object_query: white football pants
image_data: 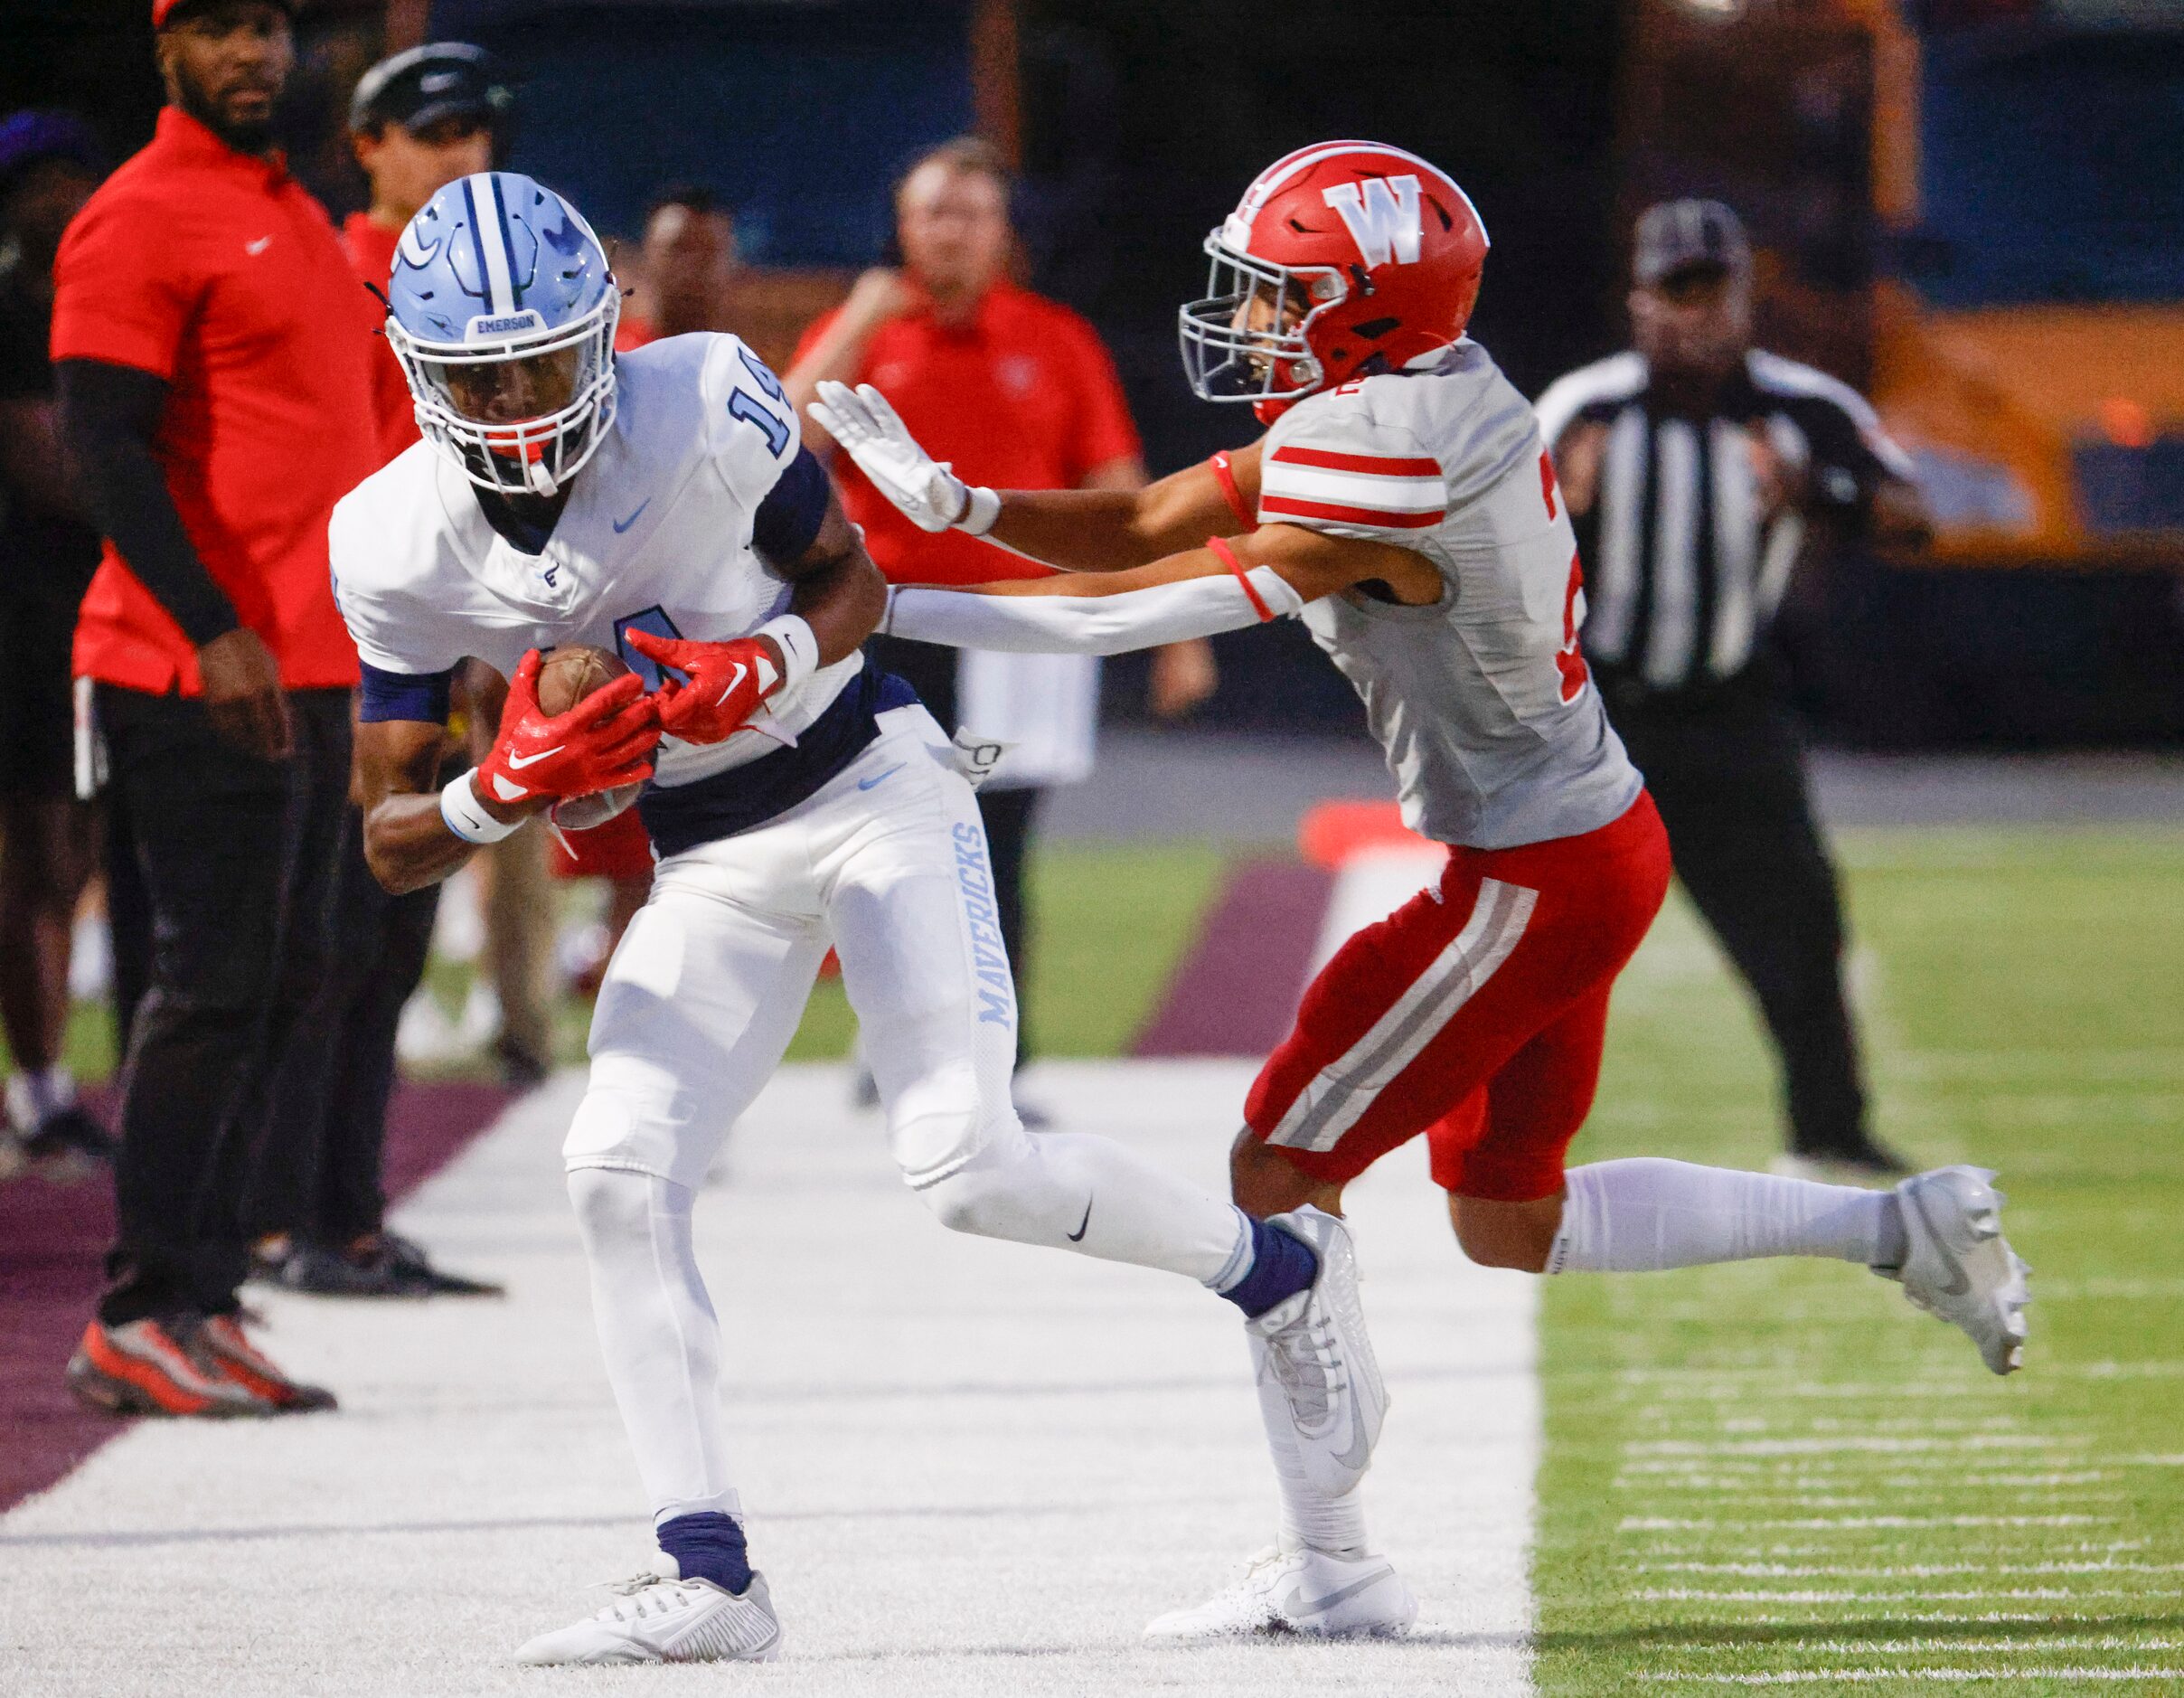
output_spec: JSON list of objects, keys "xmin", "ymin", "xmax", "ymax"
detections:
[{"xmin": 563, "ymin": 707, "xmax": 1250, "ymax": 1525}]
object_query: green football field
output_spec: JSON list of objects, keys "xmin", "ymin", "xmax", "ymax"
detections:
[{"xmin": 1535, "ymin": 828, "xmax": 2184, "ymax": 1693}]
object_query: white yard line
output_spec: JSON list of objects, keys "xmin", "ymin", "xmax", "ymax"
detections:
[{"xmin": 0, "ymin": 1057, "xmax": 1539, "ymax": 1697}]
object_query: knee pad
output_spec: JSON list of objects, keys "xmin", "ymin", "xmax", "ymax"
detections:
[
  {"xmin": 914, "ymin": 1119, "xmax": 1065, "ymax": 1242},
  {"xmin": 562, "ymin": 1063, "xmax": 695, "ymax": 1184}
]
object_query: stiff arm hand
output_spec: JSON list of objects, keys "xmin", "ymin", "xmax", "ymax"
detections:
[{"xmin": 807, "ymin": 381, "xmax": 998, "ymax": 535}]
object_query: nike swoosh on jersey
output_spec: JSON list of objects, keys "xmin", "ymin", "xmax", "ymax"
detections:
[
  {"xmin": 856, "ymin": 763, "xmax": 906, "ymax": 791},
  {"xmin": 1067, "ymin": 1198, "xmax": 1093, "ymax": 1241},
  {"xmin": 612, "ymin": 498, "xmax": 651, "ymax": 534},
  {"xmin": 1287, "ymin": 1565, "xmax": 1397, "ymax": 1617},
  {"xmin": 504, "ymin": 745, "xmax": 565, "ymax": 769}
]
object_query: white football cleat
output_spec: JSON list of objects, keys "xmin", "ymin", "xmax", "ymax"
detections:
[
  {"xmin": 1247, "ymin": 1206, "xmax": 1388, "ymax": 1498},
  {"xmin": 1145, "ymin": 1545, "xmax": 1417, "ymax": 1642},
  {"xmin": 513, "ymin": 1560, "xmax": 782, "ymax": 1665},
  {"xmin": 1879, "ymin": 1165, "xmax": 2030, "ymax": 1375}
]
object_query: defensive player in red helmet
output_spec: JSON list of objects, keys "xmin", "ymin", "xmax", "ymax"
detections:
[{"xmin": 815, "ymin": 140, "xmax": 2029, "ymax": 1642}]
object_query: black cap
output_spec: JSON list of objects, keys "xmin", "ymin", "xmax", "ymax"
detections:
[
  {"xmin": 1633, "ymin": 198, "xmax": 1751, "ymax": 287},
  {"xmin": 349, "ymin": 42, "xmax": 509, "ymax": 137}
]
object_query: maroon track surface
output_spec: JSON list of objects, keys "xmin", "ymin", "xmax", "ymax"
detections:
[
  {"xmin": 0, "ymin": 1080, "xmax": 510, "ymax": 1514},
  {"xmin": 1132, "ymin": 858, "xmax": 1332, "ymax": 1059}
]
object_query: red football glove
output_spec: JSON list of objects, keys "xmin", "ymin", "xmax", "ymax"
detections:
[
  {"xmin": 625, "ymin": 629, "xmax": 782, "ymax": 746},
  {"xmin": 475, "ymin": 649, "xmax": 661, "ymax": 809}
]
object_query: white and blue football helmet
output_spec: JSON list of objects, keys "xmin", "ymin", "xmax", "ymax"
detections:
[{"xmin": 384, "ymin": 171, "xmax": 620, "ymax": 496}]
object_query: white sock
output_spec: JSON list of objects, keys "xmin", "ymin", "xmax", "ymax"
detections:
[
  {"xmin": 1257, "ymin": 1361, "xmax": 1370, "ymax": 1556},
  {"xmin": 567, "ymin": 1166, "xmax": 743, "ymax": 1524},
  {"xmin": 1549, "ymin": 1157, "xmax": 1905, "ymax": 1274},
  {"xmin": 5, "ymin": 1066, "xmax": 76, "ymax": 1132}
]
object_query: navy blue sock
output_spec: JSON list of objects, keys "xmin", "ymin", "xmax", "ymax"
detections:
[
  {"xmin": 1219, "ymin": 1217, "xmax": 1320, "ymax": 1318},
  {"xmin": 656, "ymin": 1511, "xmax": 752, "ymax": 1594}
]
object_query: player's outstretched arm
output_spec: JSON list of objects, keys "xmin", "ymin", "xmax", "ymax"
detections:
[
  {"xmin": 807, "ymin": 380, "xmax": 1258, "ymax": 572},
  {"xmin": 882, "ymin": 523, "xmax": 1440, "ymax": 657},
  {"xmin": 357, "ymin": 653, "xmax": 660, "ymax": 895}
]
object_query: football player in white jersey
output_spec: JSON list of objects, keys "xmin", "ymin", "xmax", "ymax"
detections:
[
  {"xmin": 331, "ymin": 172, "xmax": 1389, "ymax": 1665},
  {"xmin": 814, "ymin": 140, "xmax": 2032, "ymax": 1641}
]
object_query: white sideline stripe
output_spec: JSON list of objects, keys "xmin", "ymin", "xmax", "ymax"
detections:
[{"xmin": 0, "ymin": 1061, "xmax": 1540, "ymax": 1698}]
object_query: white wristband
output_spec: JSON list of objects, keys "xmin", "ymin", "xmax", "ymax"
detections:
[
  {"xmin": 440, "ymin": 769, "xmax": 522, "ymax": 844},
  {"xmin": 754, "ymin": 613, "xmax": 818, "ymax": 693},
  {"xmin": 959, "ymin": 485, "xmax": 1002, "ymax": 536}
]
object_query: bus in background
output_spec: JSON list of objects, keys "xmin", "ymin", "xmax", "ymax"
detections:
[{"xmin": 1624, "ymin": 0, "xmax": 2184, "ymax": 571}]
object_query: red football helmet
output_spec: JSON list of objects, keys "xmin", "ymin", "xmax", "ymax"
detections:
[{"xmin": 1179, "ymin": 141, "xmax": 1490, "ymax": 420}]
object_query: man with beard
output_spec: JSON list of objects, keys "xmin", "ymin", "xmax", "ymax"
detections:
[{"xmin": 52, "ymin": 0, "xmax": 378, "ymax": 1414}]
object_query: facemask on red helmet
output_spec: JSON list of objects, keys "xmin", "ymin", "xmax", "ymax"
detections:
[{"xmin": 1178, "ymin": 141, "xmax": 1490, "ymax": 421}]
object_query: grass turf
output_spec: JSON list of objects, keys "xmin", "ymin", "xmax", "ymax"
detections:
[{"xmin": 1533, "ymin": 827, "xmax": 2184, "ymax": 1694}]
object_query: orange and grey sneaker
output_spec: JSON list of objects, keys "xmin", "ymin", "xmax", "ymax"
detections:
[
  {"xmin": 66, "ymin": 1317, "xmax": 272, "ymax": 1418},
  {"xmin": 196, "ymin": 1314, "xmax": 338, "ymax": 1412}
]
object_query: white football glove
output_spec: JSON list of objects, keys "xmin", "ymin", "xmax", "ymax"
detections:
[{"xmin": 808, "ymin": 381, "xmax": 998, "ymax": 535}]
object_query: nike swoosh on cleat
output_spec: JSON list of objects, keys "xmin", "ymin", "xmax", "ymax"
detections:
[
  {"xmin": 857, "ymin": 763, "xmax": 906, "ymax": 791},
  {"xmin": 504, "ymin": 745, "xmax": 565, "ymax": 769},
  {"xmin": 1068, "ymin": 1198, "xmax": 1093, "ymax": 1241},
  {"xmin": 612, "ymin": 498, "xmax": 651, "ymax": 534},
  {"xmin": 1911, "ymin": 1190, "xmax": 1973, "ymax": 1297},
  {"xmin": 1287, "ymin": 1567, "xmax": 1395, "ymax": 1617}
]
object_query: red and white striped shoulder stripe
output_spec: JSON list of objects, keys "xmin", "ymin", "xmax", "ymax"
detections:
[{"xmin": 1259, "ymin": 443, "xmax": 1445, "ymax": 530}]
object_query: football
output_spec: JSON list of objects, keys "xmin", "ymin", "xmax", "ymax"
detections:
[{"xmin": 535, "ymin": 644, "xmax": 645, "ymax": 829}]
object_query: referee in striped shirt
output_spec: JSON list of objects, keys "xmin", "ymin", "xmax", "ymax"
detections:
[{"xmin": 1536, "ymin": 200, "xmax": 1931, "ymax": 1180}]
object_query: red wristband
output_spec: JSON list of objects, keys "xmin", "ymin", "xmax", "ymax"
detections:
[
  {"xmin": 1209, "ymin": 449, "xmax": 1256, "ymax": 533},
  {"xmin": 1207, "ymin": 534, "xmax": 1275, "ymax": 622}
]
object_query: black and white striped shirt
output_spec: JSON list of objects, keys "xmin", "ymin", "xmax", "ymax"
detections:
[{"xmin": 1534, "ymin": 349, "xmax": 1914, "ymax": 696}]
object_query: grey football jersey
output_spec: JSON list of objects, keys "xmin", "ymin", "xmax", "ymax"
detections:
[{"xmin": 1257, "ymin": 341, "xmax": 1642, "ymax": 849}]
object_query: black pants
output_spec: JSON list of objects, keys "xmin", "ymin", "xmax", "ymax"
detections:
[
  {"xmin": 243, "ymin": 803, "xmax": 441, "ymax": 1246},
  {"xmin": 869, "ymin": 632, "xmax": 1041, "ymax": 1065},
  {"xmin": 96, "ymin": 684, "xmax": 353, "ymax": 1325},
  {"xmin": 1602, "ymin": 670, "xmax": 1869, "ymax": 1156}
]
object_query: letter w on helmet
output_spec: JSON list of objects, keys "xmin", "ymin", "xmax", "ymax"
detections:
[{"xmin": 1321, "ymin": 175, "xmax": 1423, "ymax": 268}]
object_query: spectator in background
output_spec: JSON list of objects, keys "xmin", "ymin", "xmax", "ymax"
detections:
[
  {"xmin": 0, "ymin": 111, "xmax": 111, "ymax": 1173},
  {"xmin": 52, "ymin": 0, "xmax": 377, "ymax": 1414},
  {"xmin": 785, "ymin": 137, "xmax": 1214, "ymax": 1097},
  {"xmin": 341, "ymin": 42, "xmax": 551, "ymax": 1090},
  {"xmin": 240, "ymin": 42, "xmax": 506, "ymax": 1296},
  {"xmin": 341, "ymin": 42, "xmax": 504, "ymax": 458},
  {"xmin": 1535, "ymin": 199, "xmax": 1931, "ymax": 1183}
]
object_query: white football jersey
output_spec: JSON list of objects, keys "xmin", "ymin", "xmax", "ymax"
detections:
[
  {"xmin": 331, "ymin": 333, "xmax": 861, "ymax": 798},
  {"xmin": 1257, "ymin": 339, "xmax": 1643, "ymax": 849}
]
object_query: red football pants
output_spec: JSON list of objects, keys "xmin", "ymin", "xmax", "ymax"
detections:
[{"xmin": 1245, "ymin": 791, "xmax": 1671, "ymax": 1202}]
